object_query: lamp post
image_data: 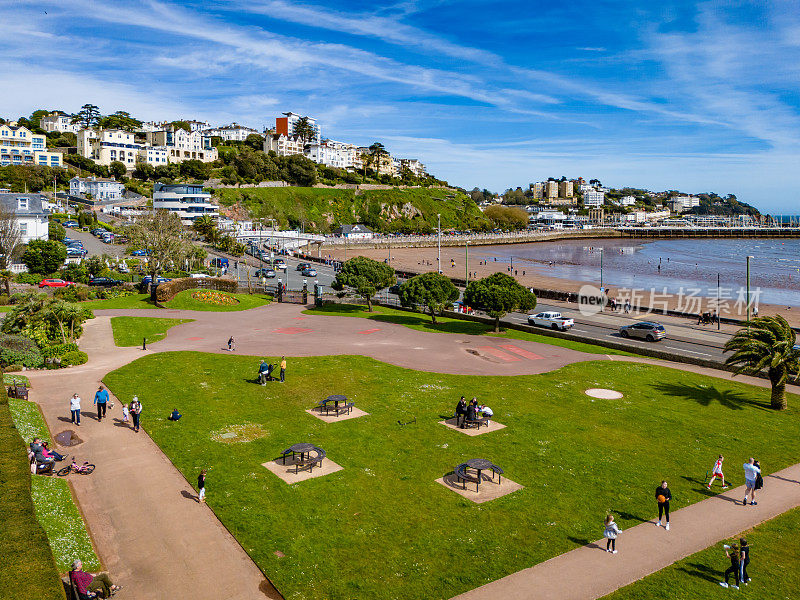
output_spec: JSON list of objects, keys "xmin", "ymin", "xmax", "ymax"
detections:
[
  {"xmin": 437, "ymin": 213, "xmax": 441, "ymax": 273},
  {"xmin": 465, "ymin": 240, "xmax": 470, "ymax": 284},
  {"xmin": 717, "ymin": 272, "xmax": 721, "ymax": 330},
  {"xmin": 599, "ymin": 247, "xmax": 604, "ymax": 292}
]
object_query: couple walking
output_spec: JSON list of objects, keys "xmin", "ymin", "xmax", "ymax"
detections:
[
  {"xmin": 705, "ymin": 455, "xmax": 763, "ymax": 505},
  {"xmin": 68, "ymin": 386, "xmax": 111, "ymax": 425}
]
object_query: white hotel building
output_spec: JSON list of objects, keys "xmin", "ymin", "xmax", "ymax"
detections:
[
  {"xmin": 304, "ymin": 140, "xmax": 359, "ymax": 169},
  {"xmin": 583, "ymin": 190, "xmax": 605, "ymax": 208},
  {"xmin": 0, "ymin": 123, "xmax": 63, "ymax": 168},
  {"xmin": 39, "ymin": 111, "xmax": 81, "ymax": 134},
  {"xmin": 152, "ymin": 183, "xmax": 219, "ymax": 225},
  {"xmin": 69, "ymin": 176, "xmax": 125, "ymax": 200},
  {"xmin": 202, "ymin": 123, "xmax": 260, "ymax": 142}
]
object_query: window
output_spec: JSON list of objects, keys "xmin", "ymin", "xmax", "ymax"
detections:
[
  {"xmin": 17, "ymin": 198, "xmax": 28, "ymax": 209},
  {"xmin": 19, "ymin": 222, "xmax": 27, "ymax": 236}
]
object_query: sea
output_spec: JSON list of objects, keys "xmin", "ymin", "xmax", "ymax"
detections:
[{"xmin": 475, "ymin": 237, "xmax": 800, "ymax": 307}]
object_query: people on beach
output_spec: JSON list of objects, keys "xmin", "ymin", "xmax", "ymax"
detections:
[
  {"xmin": 719, "ymin": 543, "xmax": 740, "ymax": 589},
  {"xmin": 280, "ymin": 356, "xmax": 287, "ymax": 383},
  {"xmin": 655, "ymin": 480, "xmax": 672, "ymax": 530},
  {"xmin": 94, "ymin": 385, "xmax": 109, "ymax": 422},
  {"xmin": 739, "ymin": 538, "xmax": 751, "ymax": 584},
  {"xmin": 130, "ymin": 396, "xmax": 142, "ymax": 432},
  {"xmin": 70, "ymin": 393, "xmax": 81, "ymax": 426},
  {"xmin": 69, "ymin": 559, "xmax": 122, "ymax": 598},
  {"xmin": 198, "ymin": 469, "xmax": 207, "ymax": 503},
  {"xmin": 455, "ymin": 396, "xmax": 467, "ymax": 427},
  {"xmin": 743, "ymin": 458, "xmax": 761, "ymax": 505},
  {"xmin": 707, "ymin": 455, "xmax": 729, "ymax": 489},
  {"xmin": 603, "ymin": 514, "xmax": 621, "ymax": 554}
]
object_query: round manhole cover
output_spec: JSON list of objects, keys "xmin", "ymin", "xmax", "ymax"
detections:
[{"xmin": 585, "ymin": 388, "xmax": 624, "ymax": 399}]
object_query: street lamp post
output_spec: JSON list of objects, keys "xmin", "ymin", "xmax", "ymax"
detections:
[
  {"xmin": 437, "ymin": 213, "xmax": 441, "ymax": 273},
  {"xmin": 465, "ymin": 241, "xmax": 470, "ymax": 284},
  {"xmin": 599, "ymin": 247, "xmax": 604, "ymax": 292}
]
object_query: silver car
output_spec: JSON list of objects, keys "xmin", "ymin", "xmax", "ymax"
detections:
[{"xmin": 619, "ymin": 321, "xmax": 666, "ymax": 342}]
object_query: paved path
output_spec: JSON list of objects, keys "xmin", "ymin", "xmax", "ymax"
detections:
[
  {"xmin": 454, "ymin": 463, "xmax": 800, "ymax": 600},
  {"xmin": 28, "ymin": 303, "xmax": 800, "ymax": 600}
]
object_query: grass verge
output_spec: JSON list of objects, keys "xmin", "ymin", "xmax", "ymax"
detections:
[
  {"xmin": 163, "ymin": 290, "xmax": 272, "ymax": 312},
  {"xmin": 0, "ymin": 392, "xmax": 65, "ymax": 599},
  {"xmin": 604, "ymin": 507, "xmax": 800, "ymax": 599},
  {"xmin": 104, "ymin": 351, "xmax": 799, "ymax": 599},
  {"xmin": 304, "ymin": 303, "xmax": 634, "ymax": 355},
  {"xmin": 111, "ymin": 316, "xmax": 194, "ymax": 347},
  {"xmin": 84, "ymin": 293, "xmax": 155, "ymax": 310},
  {"xmin": 8, "ymin": 399, "xmax": 101, "ymax": 574}
]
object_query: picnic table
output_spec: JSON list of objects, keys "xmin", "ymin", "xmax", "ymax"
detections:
[
  {"xmin": 455, "ymin": 459, "xmax": 504, "ymax": 492},
  {"xmin": 315, "ymin": 395, "xmax": 354, "ymax": 417},
  {"xmin": 280, "ymin": 442, "xmax": 327, "ymax": 474}
]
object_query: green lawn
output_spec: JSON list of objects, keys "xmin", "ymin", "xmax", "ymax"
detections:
[
  {"xmin": 304, "ymin": 303, "xmax": 634, "ymax": 355},
  {"xmin": 163, "ymin": 289, "xmax": 272, "ymax": 312},
  {"xmin": 84, "ymin": 293, "xmax": 155, "ymax": 310},
  {"xmin": 103, "ymin": 352, "xmax": 800, "ymax": 600},
  {"xmin": 3, "ymin": 372, "xmax": 30, "ymax": 387},
  {"xmin": 8, "ymin": 399, "xmax": 101, "ymax": 574},
  {"xmin": 111, "ymin": 316, "xmax": 194, "ymax": 346},
  {"xmin": 604, "ymin": 507, "xmax": 800, "ymax": 599}
]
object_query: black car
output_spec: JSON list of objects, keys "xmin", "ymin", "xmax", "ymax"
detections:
[
  {"xmin": 296, "ymin": 262, "xmax": 311, "ymax": 271},
  {"xmin": 254, "ymin": 268, "xmax": 276, "ymax": 278},
  {"xmin": 88, "ymin": 277, "xmax": 123, "ymax": 287}
]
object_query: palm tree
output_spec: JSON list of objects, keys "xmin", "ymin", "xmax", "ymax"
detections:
[{"xmin": 724, "ymin": 315, "xmax": 799, "ymax": 410}]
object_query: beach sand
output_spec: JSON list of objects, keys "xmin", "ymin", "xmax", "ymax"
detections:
[{"xmin": 321, "ymin": 245, "xmax": 800, "ymax": 327}]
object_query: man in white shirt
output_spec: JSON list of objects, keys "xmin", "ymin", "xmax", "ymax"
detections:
[
  {"xmin": 70, "ymin": 393, "xmax": 82, "ymax": 426},
  {"xmin": 742, "ymin": 458, "xmax": 761, "ymax": 506}
]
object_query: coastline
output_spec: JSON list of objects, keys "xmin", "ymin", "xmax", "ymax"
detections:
[{"xmin": 322, "ymin": 244, "xmax": 800, "ymax": 327}]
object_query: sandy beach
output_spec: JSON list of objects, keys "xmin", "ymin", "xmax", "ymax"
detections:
[{"xmin": 322, "ymin": 244, "xmax": 800, "ymax": 327}]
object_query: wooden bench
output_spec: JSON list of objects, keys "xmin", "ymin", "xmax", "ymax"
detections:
[
  {"xmin": 454, "ymin": 463, "xmax": 480, "ymax": 492},
  {"xmin": 293, "ymin": 447, "xmax": 326, "ymax": 474},
  {"xmin": 331, "ymin": 402, "xmax": 354, "ymax": 417},
  {"xmin": 28, "ymin": 450, "xmax": 54, "ymax": 476},
  {"xmin": 463, "ymin": 417, "xmax": 488, "ymax": 429}
]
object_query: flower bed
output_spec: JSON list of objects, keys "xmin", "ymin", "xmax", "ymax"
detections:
[{"xmin": 190, "ymin": 290, "xmax": 240, "ymax": 306}]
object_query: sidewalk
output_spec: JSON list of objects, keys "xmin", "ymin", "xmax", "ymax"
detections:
[{"xmin": 454, "ymin": 463, "xmax": 800, "ymax": 600}]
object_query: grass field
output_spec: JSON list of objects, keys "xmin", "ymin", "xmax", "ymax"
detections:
[
  {"xmin": 84, "ymin": 293, "xmax": 155, "ymax": 310},
  {"xmin": 8, "ymin": 399, "xmax": 101, "ymax": 574},
  {"xmin": 604, "ymin": 507, "xmax": 800, "ymax": 599},
  {"xmin": 304, "ymin": 303, "xmax": 634, "ymax": 355},
  {"xmin": 103, "ymin": 351, "xmax": 800, "ymax": 600},
  {"xmin": 163, "ymin": 290, "xmax": 272, "ymax": 312},
  {"xmin": 111, "ymin": 316, "xmax": 194, "ymax": 346}
]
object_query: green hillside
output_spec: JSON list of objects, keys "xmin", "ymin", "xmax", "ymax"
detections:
[{"xmin": 213, "ymin": 186, "xmax": 490, "ymax": 234}]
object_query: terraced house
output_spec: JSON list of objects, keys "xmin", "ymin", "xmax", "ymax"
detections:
[{"xmin": 0, "ymin": 122, "xmax": 63, "ymax": 167}]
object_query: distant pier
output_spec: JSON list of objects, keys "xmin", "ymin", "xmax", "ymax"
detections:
[{"xmin": 619, "ymin": 226, "xmax": 800, "ymax": 239}]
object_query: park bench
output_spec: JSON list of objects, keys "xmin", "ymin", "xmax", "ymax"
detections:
[
  {"xmin": 454, "ymin": 463, "xmax": 480, "ymax": 492},
  {"xmin": 330, "ymin": 402, "xmax": 355, "ymax": 417},
  {"xmin": 293, "ymin": 447, "xmax": 326, "ymax": 474},
  {"xmin": 463, "ymin": 416, "xmax": 488, "ymax": 430},
  {"xmin": 8, "ymin": 384, "xmax": 29, "ymax": 400},
  {"xmin": 28, "ymin": 449, "xmax": 54, "ymax": 476}
]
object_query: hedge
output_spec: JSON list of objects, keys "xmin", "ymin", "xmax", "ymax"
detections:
[
  {"xmin": 41, "ymin": 343, "xmax": 79, "ymax": 359},
  {"xmin": 60, "ymin": 351, "xmax": 88, "ymax": 367},
  {"xmin": 155, "ymin": 277, "xmax": 238, "ymax": 303},
  {"xmin": 0, "ymin": 386, "xmax": 65, "ymax": 599}
]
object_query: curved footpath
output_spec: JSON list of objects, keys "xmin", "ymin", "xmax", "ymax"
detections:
[{"xmin": 25, "ymin": 303, "xmax": 800, "ymax": 600}]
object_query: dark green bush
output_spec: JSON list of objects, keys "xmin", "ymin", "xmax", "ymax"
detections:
[
  {"xmin": 0, "ymin": 347, "xmax": 43, "ymax": 368},
  {"xmin": 54, "ymin": 285, "xmax": 89, "ymax": 302},
  {"xmin": 60, "ymin": 350, "xmax": 88, "ymax": 367},
  {"xmin": 40, "ymin": 343, "xmax": 79, "ymax": 358},
  {"xmin": 4, "ymin": 363, "xmax": 23, "ymax": 372},
  {"xmin": 15, "ymin": 273, "xmax": 44, "ymax": 285},
  {"xmin": 0, "ymin": 295, "xmax": 9, "ymax": 305}
]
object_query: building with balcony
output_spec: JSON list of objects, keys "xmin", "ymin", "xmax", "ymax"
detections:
[
  {"xmin": 275, "ymin": 112, "xmax": 321, "ymax": 144},
  {"xmin": 77, "ymin": 129, "xmax": 143, "ymax": 169},
  {"xmin": 558, "ymin": 180, "xmax": 574, "ymax": 198},
  {"xmin": 264, "ymin": 132, "xmax": 305, "ymax": 157},
  {"xmin": 202, "ymin": 123, "xmax": 260, "ymax": 142},
  {"xmin": 669, "ymin": 195, "xmax": 701, "ymax": 212},
  {"xmin": 40, "ymin": 111, "xmax": 81, "ymax": 134},
  {"xmin": 0, "ymin": 123, "xmax": 63, "ymax": 168},
  {"xmin": 0, "ymin": 193, "xmax": 50, "ymax": 242},
  {"xmin": 152, "ymin": 183, "xmax": 219, "ymax": 225},
  {"xmin": 399, "ymin": 158, "xmax": 427, "ymax": 178},
  {"xmin": 304, "ymin": 139, "xmax": 360, "ymax": 169},
  {"xmin": 146, "ymin": 126, "xmax": 218, "ymax": 163},
  {"xmin": 69, "ymin": 176, "xmax": 125, "ymax": 200},
  {"xmin": 583, "ymin": 190, "xmax": 605, "ymax": 208},
  {"xmin": 545, "ymin": 180, "xmax": 559, "ymax": 199}
]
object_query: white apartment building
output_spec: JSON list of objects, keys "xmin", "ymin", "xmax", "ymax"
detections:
[
  {"xmin": 578, "ymin": 184, "xmax": 595, "ymax": 194},
  {"xmin": 0, "ymin": 123, "xmax": 63, "ymax": 168},
  {"xmin": 264, "ymin": 132, "xmax": 305, "ymax": 157},
  {"xmin": 0, "ymin": 193, "xmax": 50, "ymax": 243},
  {"xmin": 304, "ymin": 140, "xmax": 359, "ymax": 169},
  {"xmin": 399, "ymin": 159, "xmax": 426, "ymax": 178},
  {"xmin": 69, "ymin": 176, "xmax": 125, "ymax": 200},
  {"xmin": 276, "ymin": 112, "xmax": 321, "ymax": 144},
  {"xmin": 670, "ymin": 195, "xmax": 701, "ymax": 212},
  {"xmin": 39, "ymin": 111, "xmax": 81, "ymax": 134},
  {"xmin": 583, "ymin": 190, "xmax": 605, "ymax": 208},
  {"xmin": 146, "ymin": 127, "xmax": 218, "ymax": 163},
  {"xmin": 202, "ymin": 123, "xmax": 260, "ymax": 142},
  {"xmin": 152, "ymin": 183, "xmax": 219, "ymax": 225},
  {"xmin": 78, "ymin": 129, "xmax": 142, "ymax": 169},
  {"xmin": 142, "ymin": 146, "xmax": 169, "ymax": 165},
  {"xmin": 620, "ymin": 195, "xmax": 637, "ymax": 206},
  {"xmin": 140, "ymin": 120, "xmax": 210, "ymax": 133}
]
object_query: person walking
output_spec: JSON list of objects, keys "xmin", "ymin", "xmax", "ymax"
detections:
[
  {"xmin": 122, "ymin": 402, "xmax": 129, "ymax": 423},
  {"xmin": 743, "ymin": 458, "xmax": 761, "ymax": 505},
  {"xmin": 198, "ymin": 469, "xmax": 207, "ymax": 503},
  {"xmin": 69, "ymin": 393, "xmax": 81, "ymax": 426},
  {"xmin": 94, "ymin": 385, "xmax": 109, "ymax": 422},
  {"xmin": 739, "ymin": 538, "xmax": 751, "ymax": 585},
  {"xmin": 603, "ymin": 514, "xmax": 621, "ymax": 554},
  {"xmin": 279, "ymin": 356, "xmax": 287, "ymax": 383},
  {"xmin": 719, "ymin": 543, "xmax": 740, "ymax": 589},
  {"xmin": 707, "ymin": 455, "xmax": 729, "ymax": 489},
  {"xmin": 228, "ymin": 336, "xmax": 235, "ymax": 352},
  {"xmin": 130, "ymin": 396, "xmax": 142, "ymax": 433},
  {"xmin": 655, "ymin": 480, "xmax": 672, "ymax": 530}
]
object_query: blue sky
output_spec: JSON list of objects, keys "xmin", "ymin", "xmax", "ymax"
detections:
[{"xmin": 1, "ymin": 0, "xmax": 799, "ymax": 212}]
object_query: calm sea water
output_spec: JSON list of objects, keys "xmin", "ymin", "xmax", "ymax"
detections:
[{"xmin": 477, "ymin": 238, "xmax": 800, "ymax": 307}]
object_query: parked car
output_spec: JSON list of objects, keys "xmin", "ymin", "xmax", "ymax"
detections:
[
  {"xmin": 62, "ymin": 237, "xmax": 75, "ymax": 245},
  {"xmin": 619, "ymin": 321, "xmax": 666, "ymax": 341},
  {"xmin": 115, "ymin": 236, "xmax": 129, "ymax": 244},
  {"xmin": 254, "ymin": 268, "xmax": 276, "ymax": 278},
  {"xmin": 67, "ymin": 242, "xmax": 84, "ymax": 249},
  {"xmin": 131, "ymin": 249, "xmax": 149, "ymax": 256},
  {"xmin": 527, "ymin": 311, "xmax": 575, "ymax": 331},
  {"xmin": 91, "ymin": 228, "xmax": 105, "ymax": 236},
  {"xmin": 88, "ymin": 277, "xmax": 123, "ymax": 287},
  {"xmin": 63, "ymin": 220, "xmax": 79, "ymax": 228},
  {"xmin": 141, "ymin": 276, "xmax": 172, "ymax": 285},
  {"xmin": 301, "ymin": 268, "xmax": 317, "ymax": 277},
  {"xmin": 117, "ymin": 263, "xmax": 130, "ymax": 273},
  {"xmin": 39, "ymin": 279, "xmax": 75, "ymax": 288},
  {"xmin": 210, "ymin": 257, "xmax": 229, "ymax": 269},
  {"xmin": 296, "ymin": 262, "xmax": 311, "ymax": 271},
  {"xmin": 66, "ymin": 247, "xmax": 87, "ymax": 257},
  {"xmin": 190, "ymin": 273, "xmax": 210, "ymax": 279}
]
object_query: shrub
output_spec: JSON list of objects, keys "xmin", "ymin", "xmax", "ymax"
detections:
[
  {"xmin": 0, "ymin": 295, "xmax": 9, "ymax": 305},
  {"xmin": 40, "ymin": 343, "xmax": 79, "ymax": 358},
  {"xmin": 0, "ymin": 347, "xmax": 44, "ymax": 368},
  {"xmin": 60, "ymin": 350, "xmax": 88, "ymax": 367},
  {"xmin": 4, "ymin": 364, "xmax": 23, "ymax": 372},
  {"xmin": 155, "ymin": 277, "xmax": 238, "ymax": 302},
  {"xmin": 15, "ymin": 273, "xmax": 44, "ymax": 285},
  {"xmin": 54, "ymin": 285, "xmax": 89, "ymax": 302},
  {"xmin": 0, "ymin": 333, "xmax": 39, "ymax": 353}
]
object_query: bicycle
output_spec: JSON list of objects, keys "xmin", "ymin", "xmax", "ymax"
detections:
[{"xmin": 57, "ymin": 457, "xmax": 96, "ymax": 476}]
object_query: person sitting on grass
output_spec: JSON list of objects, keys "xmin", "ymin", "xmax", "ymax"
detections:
[
  {"xmin": 69, "ymin": 559, "xmax": 122, "ymax": 598},
  {"xmin": 168, "ymin": 408, "xmax": 182, "ymax": 421}
]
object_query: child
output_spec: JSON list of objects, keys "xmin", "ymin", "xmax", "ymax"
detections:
[
  {"xmin": 122, "ymin": 403, "xmax": 129, "ymax": 423},
  {"xmin": 603, "ymin": 515, "xmax": 621, "ymax": 554},
  {"xmin": 198, "ymin": 469, "xmax": 207, "ymax": 503},
  {"xmin": 707, "ymin": 455, "xmax": 728, "ymax": 489}
]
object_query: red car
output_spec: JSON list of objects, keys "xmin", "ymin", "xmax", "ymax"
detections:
[{"xmin": 39, "ymin": 279, "xmax": 76, "ymax": 288}]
